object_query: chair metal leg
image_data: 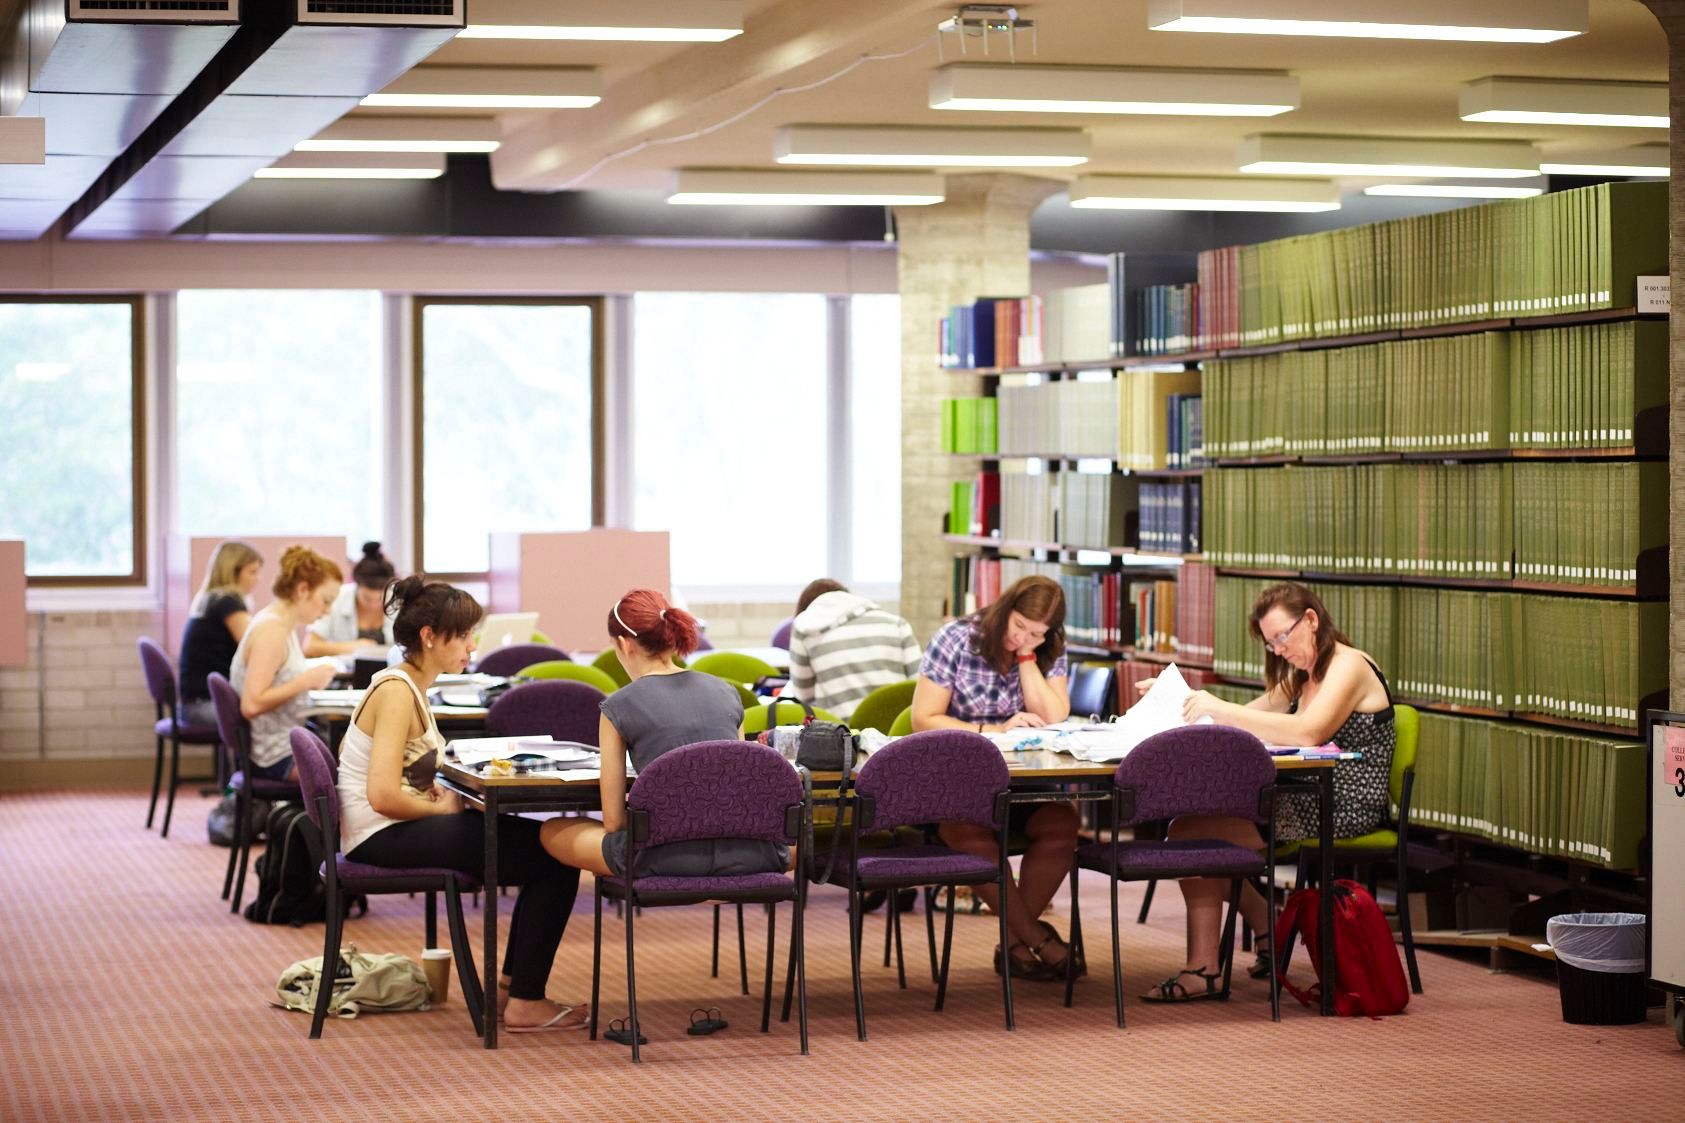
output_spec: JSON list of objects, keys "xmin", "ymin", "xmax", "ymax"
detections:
[
  {"xmin": 145, "ymin": 732, "xmax": 165, "ymax": 830},
  {"xmin": 311, "ymin": 887, "xmax": 344, "ymax": 1039},
  {"xmin": 160, "ymin": 733, "xmax": 182, "ymax": 839},
  {"xmin": 882, "ymin": 892, "xmax": 894, "ymax": 968},
  {"xmin": 1136, "ymin": 878, "xmax": 1156, "ymax": 924},
  {"xmin": 1366, "ymin": 861, "xmax": 1379, "ymax": 900},
  {"xmin": 847, "ymin": 887, "xmax": 868, "ymax": 1041},
  {"xmin": 924, "ymin": 887, "xmax": 939, "ymax": 985},
  {"xmin": 1267, "ymin": 862, "xmax": 1282, "ymax": 1022},
  {"xmin": 1064, "ymin": 863, "xmax": 1081, "ymax": 1009},
  {"xmin": 1217, "ymin": 879, "xmax": 1242, "ymax": 999},
  {"xmin": 934, "ymin": 885, "xmax": 958, "ymax": 1011},
  {"xmin": 779, "ymin": 913, "xmax": 798, "ymax": 1024},
  {"xmin": 735, "ymin": 902, "xmax": 749, "ymax": 995},
  {"xmin": 221, "ymin": 786, "xmax": 243, "ymax": 900},
  {"xmin": 889, "ymin": 888, "xmax": 906, "ymax": 989},
  {"xmin": 760, "ymin": 902, "xmax": 777, "ymax": 1033},
  {"xmin": 444, "ymin": 882, "xmax": 485, "ymax": 1037},
  {"xmin": 1397, "ymin": 852, "xmax": 1423, "ymax": 995},
  {"xmin": 997, "ymin": 867, "xmax": 1016, "ymax": 1032},
  {"xmin": 1110, "ymin": 871, "xmax": 1125, "ymax": 1028},
  {"xmin": 793, "ymin": 891, "xmax": 809, "ymax": 1056},
  {"xmin": 624, "ymin": 889, "xmax": 641, "ymax": 1063},
  {"xmin": 424, "ymin": 890, "xmax": 438, "ymax": 948},
  {"xmin": 711, "ymin": 904, "xmax": 720, "ymax": 978},
  {"xmin": 230, "ymin": 790, "xmax": 253, "ymax": 913},
  {"xmin": 589, "ymin": 882, "xmax": 603, "ymax": 1040}
]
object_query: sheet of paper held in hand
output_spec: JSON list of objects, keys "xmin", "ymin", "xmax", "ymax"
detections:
[{"xmin": 983, "ymin": 663, "xmax": 1212, "ymax": 763}]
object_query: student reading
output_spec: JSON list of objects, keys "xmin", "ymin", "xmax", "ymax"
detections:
[
  {"xmin": 1146, "ymin": 581, "xmax": 1395, "ymax": 1002},
  {"xmin": 303, "ymin": 541, "xmax": 397, "ymax": 657},
  {"xmin": 911, "ymin": 575, "xmax": 1082, "ymax": 980},
  {"xmin": 177, "ymin": 540, "xmax": 261, "ymax": 727}
]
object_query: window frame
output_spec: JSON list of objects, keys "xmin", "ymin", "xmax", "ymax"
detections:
[
  {"xmin": 7, "ymin": 294, "xmax": 148, "ymax": 588},
  {"xmin": 409, "ymin": 295, "xmax": 606, "ymax": 580}
]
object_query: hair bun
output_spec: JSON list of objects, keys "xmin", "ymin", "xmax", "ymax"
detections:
[{"xmin": 361, "ymin": 541, "xmax": 384, "ymax": 559}]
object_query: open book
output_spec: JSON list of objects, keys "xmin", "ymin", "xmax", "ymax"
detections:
[
  {"xmin": 1059, "ymin": 663, "xmax": 1214, "ymax": 762},
  {"xmin": 447, "ymin": 736, "xmax": 598, "ymax": 768}
]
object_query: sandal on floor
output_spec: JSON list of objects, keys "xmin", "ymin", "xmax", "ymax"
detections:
[
  {"xmin": 1141, "ymin": 967, "xmax": 1225, "ymax": 1003},
  {"xmin": 1036, "ymin": 920, "xmax": 1086, "ymax": 979},
  {"xmin": 505, "ymin": 1003, "xmax": 589, "ymax": 1033},
  {"xmin": 1247, "ymin": 936, "xmax": 1274, "ymax": 980},
  {"xmin": 993, "ymin": 942, "xmax": 1058, "ymax": 981},
  {"xmin": 687, "ymin": 1007, "xmax": 728, "ymax": 1036},
  {"xmin": 603, "ymin": 1017, "xmax": 648, "ymax": 1046}
]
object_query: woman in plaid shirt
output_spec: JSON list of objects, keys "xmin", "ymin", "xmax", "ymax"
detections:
[{"xmin": 911, "ymin": 576, "xmax": 1080, "ymax": 980}]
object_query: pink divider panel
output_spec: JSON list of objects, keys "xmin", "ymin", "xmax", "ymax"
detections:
[
  {"xmin": 488, "ymin": 530, "xmax": 670, "ymax": 653},
  {"xmin": 164, "ymin": 535, "xmax": 350, "ymax": 655},
  {"xmin": 0, "ymin": 541, "xmax": 24, "ymax": 667}
]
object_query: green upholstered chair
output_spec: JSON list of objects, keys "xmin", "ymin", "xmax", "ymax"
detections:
[
  {"xmin": 514, "ymin": 660, "xmax": 620, "ymax": 695},
  {"xmin": 590, "ymin": 648, "xmax": 631, "ymax": 689},
  {"xmin": 531, "ymin": 629, "xmax": 552, "ymax": 644},
  {"xmin": 728, "ymin": 680, "xmax": 758, "ymax": 710},
  {"xmin": 850, "ymin": 680, "xmax": 917, "ymax": 735},
  {"xmin": 741, "ymin": 699, "xmax": 840, "ymax": 735},
  {"xmin": 689, "ymin": 651, "xmax": 780, "ymax": 685},
  {"xmin": 888, "ymin": 706, "xmax": 914, "ymax": 737},
  {"xmin": 1293, "ymin": 703, "xmax": 1423, "ymax": 995}
]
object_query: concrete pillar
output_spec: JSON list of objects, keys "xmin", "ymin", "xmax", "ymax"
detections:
[{"xmin": 894, "ymin": 174, "xmax": 1063, "ymax": 644}]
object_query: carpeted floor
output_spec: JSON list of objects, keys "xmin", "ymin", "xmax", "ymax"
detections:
[{"xmin": 1, "ymin": 791, "xmax": 1678, "ymax": 1123}]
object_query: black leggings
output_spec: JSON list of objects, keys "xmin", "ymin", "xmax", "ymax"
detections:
[{"xmin": 348, "ymin": 813, "xmax": 580, "ymax": 1001}]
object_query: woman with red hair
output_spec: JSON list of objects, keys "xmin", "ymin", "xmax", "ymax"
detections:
[{"xmin": 540, "ymin": 589, "xmax": 789, "ymax": 881}]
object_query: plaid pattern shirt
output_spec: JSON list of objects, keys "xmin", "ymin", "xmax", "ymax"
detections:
[{"xmin": 919, "ymin": 618, "xmax": 1068, "ymax": 724}]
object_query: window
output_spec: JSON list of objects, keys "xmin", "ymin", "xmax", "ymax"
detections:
[
  {"xmin": 175, "ymin": 290, "xmax": 383, "ymax": 544},
  {"xmin": 416, "ymin": 299, "xmax": 601, "ymax": 575},
  {"xmin": 0, "ymin": 298, "xmax": 143, "ymax": 582},
  {"xmin": 849, "ymin": 294, "xmax": 900, "ymax": 586},
  {"xmin": 631, "ymin": 293, "xmax": 828, "ymax": 591}
]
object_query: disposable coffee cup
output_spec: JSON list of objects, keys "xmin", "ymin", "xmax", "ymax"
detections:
[{"xmin": 421, "ymin": 948, "xmax": 453, "ymax": 1004}]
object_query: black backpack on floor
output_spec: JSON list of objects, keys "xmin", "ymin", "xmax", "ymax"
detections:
[{"xmin": 243, "ymin": 803, "xmax": 365, "ymax": 927}]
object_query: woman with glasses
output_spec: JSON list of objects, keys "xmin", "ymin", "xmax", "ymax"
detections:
[{"xmin": 1142, "ymin": 581, "xmax": 1395, "ymax": 1003}]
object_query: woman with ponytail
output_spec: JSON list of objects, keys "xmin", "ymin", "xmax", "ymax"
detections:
[
  {"xmin": 338, "ymin": 576, "xmax": 587, "ymax": 1033},
  {"xmin": 304, "ymin": 541, "xmax": 398, "ymax": 658},
  {"xmin": 540, "ymin": 589, "xmax": 789, "ymax": 881}
]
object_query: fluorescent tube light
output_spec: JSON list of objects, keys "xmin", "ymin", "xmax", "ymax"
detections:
[
  {"xmin": 1365, "ymin": 183, "xmax": 1544, "ymax": 199},
  {"xmin": 362, "ymin": 67, "xmax": 600, "ymax": 110},
  {"xmin": 1238, "ymin": 134, "xmax": 1540, "ymax": 178},
  {"xmin": 1539, "ymin": 144, "xmax": 1668, "ymax": 177},
  {"xmin": 1148, "ymin": 0, "xmax": 1586, "ymax": 43},
  {"xmin": 256, "ymin": 152, "xmax": 447, "ymax": 180},
  {"xmin": 774, "ymin": 125, "xmax": 1089, "ymax": 168},
  {"xmin": 930, "ymin": 64, "xmax": 1298, "ymax": 117},
  {"xmin": 295, "ymin": 118, "xmax": 502, "ymax": 155},
  {"xmin": 668, "ymin": 169, "xmax": 944, "ymax": 206},
  {"xmin": 1459, "ymin": 78, "xmax": 1666, "ymax": 129},
  {"xmin": 458, "ymin": 0, "xmax": 742, "ymax": 41},
  {"xmin": 1069, "ymin": 174, "xmax": 1339, "ymax": 212}
]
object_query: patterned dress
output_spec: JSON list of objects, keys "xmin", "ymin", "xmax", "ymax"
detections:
[{"xmin": 1274, "ymin": 659, "xmax": 1396, "ymax": 842}]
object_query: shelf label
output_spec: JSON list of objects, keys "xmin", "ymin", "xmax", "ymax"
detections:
[
  {"xmin": 1638, "ymin": 276, "xmax": 1669, "ymax": 315},
  {"xmin": 1667, "ymin": 727, "xmax": 1685, "ymax": 799}
]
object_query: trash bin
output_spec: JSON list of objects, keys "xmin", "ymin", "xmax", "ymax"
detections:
[{"xmin": 1546, "ymin": 912, "xmax": 1648, "ymax": 1026}]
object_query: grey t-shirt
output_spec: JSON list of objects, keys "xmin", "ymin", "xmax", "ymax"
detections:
[{"xmin": 600, "ymin": 670, "xmax": 744, "ymax": 773}]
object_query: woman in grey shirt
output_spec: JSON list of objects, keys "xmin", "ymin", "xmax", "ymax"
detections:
[{"xmin": 540, "ymin": 589, "xmax": 789, "ymax": 879}]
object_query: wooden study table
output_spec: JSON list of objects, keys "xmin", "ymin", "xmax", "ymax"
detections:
[{"xmin": 438, "ymin": 746, "xmax": 1344, "ymax": 1048}]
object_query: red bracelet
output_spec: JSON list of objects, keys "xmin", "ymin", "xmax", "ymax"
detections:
[{"xmin": 1016, "ymin": 653, "xmax": 1037, "ymax": 664}]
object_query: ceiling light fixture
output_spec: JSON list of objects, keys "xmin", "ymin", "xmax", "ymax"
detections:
[
  {"xmin": 457, "ymin": 0, "xmax": 743, "ymax": 41},
  {"xmin": 774, "ymin": 125, "xmax": 1089, "ymax": 168},
  {"xmin": 1459, "ymin": 78, "xmax": 1667, "ymax": 129},
  {"xmin": 929, "ymin": 64, "xmax": 1299, "ymax": 116},
  {"xmin": 295, "ymin": 118, "xmax": 502, "ymax": 154},
  {"xmin": 1539, "ymin": 144, "xmax": 1668, "ymax": 177},
  {"xmin": 1147, "ymin": 0, "xmax": 1586, "ymax": 43},
  {"xmin": 362, "ymin": 67, "xmax": 600, "ymax": 110},
  {"xmin": 1069, "ymin": 174, "xmax": 1339, "ymax": 212},
  {"xmin": 667, "ymin": 169, "xmax": 944, "ymax": 206},
  {"xmin": 1364, "ymin": 180, "xmax": 1545, "ymax": 199},
  {"xmin": 255, "ymin": 152, "xmax": 447, "ymax": 180},
  {"xmin": 1238, "ymin": 134, "xmax": 1541, "ymax": 178}
]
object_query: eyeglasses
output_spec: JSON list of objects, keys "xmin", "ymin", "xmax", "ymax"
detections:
[{"xmin": 1263, "ymin": 613, "xmax": 1306, "ymax": 654}]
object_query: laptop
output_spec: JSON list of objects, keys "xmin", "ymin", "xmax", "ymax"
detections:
[{"xmin": 477, "ymin": 611, "xmax": 539, "ymax": 654}]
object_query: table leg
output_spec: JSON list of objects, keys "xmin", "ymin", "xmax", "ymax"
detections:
[
  {"xmin": 482, "ymin": 789, "xmax": 499, "ymax": 1049},
  {"xmin": 1318, "ymin": 766, "xmax": 1335, "ymax": 1016}
]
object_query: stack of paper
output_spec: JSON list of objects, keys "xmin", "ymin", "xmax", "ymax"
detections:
[
  {"xmin": 447, "ymin": 737, "xmax": 598, "ymax": 768},
  {"xmin": 1062, "ymin": 663, "xmax": 1213, "ymax": 763}
]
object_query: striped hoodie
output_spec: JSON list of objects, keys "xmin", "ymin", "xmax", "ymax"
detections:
[{"xmin": 785, "ymin": 591, "xmax": 921, "ymax": 721}]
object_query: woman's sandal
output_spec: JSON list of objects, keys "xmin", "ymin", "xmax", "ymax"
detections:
[
  {"xmin": 687, "ymin": 1007, "xmax": 729, "ymax": 1036},
  {"xmin": 1247, "ymin": 936, "xmax": 1274, "ymax": 980},
  {"xmin": 603, "ymin": 1017, "xmax": 648, "ymax": 1046},
  {"xmin": 993, "ymin": 942, "xmax": 1058, "ymax": 981},
  {"xmin": 1036, "ymin": 920, "xmax": 1087, "ymax": 979},
  {"xmin": 1141, "ymin": 967, "xmax": 1225, "ymax": 1003},
  {"xmin": 505, "ymin": 1003, "xmax": 589, "ymax": 1033}
]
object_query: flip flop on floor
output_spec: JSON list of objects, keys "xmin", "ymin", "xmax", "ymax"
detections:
[
  {"xmin": 687, "ymin": 1007, "xmax": 728, "ymax": 1036},
  {"xmin": 603, "ymin": 1017, "xmax": 648, "ymax": 1046},
  {"xmin": 505, "ymin": 1003, "xmax": 589, "ymax": 1033}
]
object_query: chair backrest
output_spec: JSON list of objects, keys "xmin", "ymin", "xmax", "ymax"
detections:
[
  {"xmin": 289, "ymin": 726, "xmax": 340, "ymax": 843},
  {"xmin": 689, "ymin": 651, "xmax": 779, "ymax": 684},
  {"xmin": 475, "ymin": 642, "xmax": 568, "ymax": 678},
  {"xmin": 769, "ymin": 617, "xmax": 793, "ymax": 650},
  {"xmin": 1113, "ymin": 725, "xmax": 1276, "ymax": 825},
  {"xmin": 850, "ymin": 680, "xmax": 916, "ymax": 734},
  {"xmin": 1069, "ymin": 661, "xmax": 1117, "ymax": 720},
  {"xmin": 514, "ymin": 660, "xmax": 620, "ymax": 694},
  {"xmin": 742, "ymin": 700, "xmax": 841, "ymax": 735},
  {"xmin": 628, "ymin": 740, "xmax": 801, "ymax": 848},
  {"xmin": 1390, "ymin": 703, "xmax": 1419, "ymax": 810},
  {"xmin": 591, "ymin": 648, "xmax": 633, "ymax": 689},
  {"xmin": 206, "ymin": 673, "xmax": 249, "ymax": 764},
  {"xmin": 136, "ymin": 636, "xmax": 178, "ymax": 713},
  {"xmin": 855, "ymin": 729, "xmax": 1009, "ymax": 831},
  {"xmin": 485, "ymin": 679, "xmax": 605, "ymax": 745},
  {"xmin": 888, "ymin": 706, "xmax": 913, "ymax": 737}
]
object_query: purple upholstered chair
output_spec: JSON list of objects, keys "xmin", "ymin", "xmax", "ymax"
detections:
[
  {"xmin": 136, "ymin": 637, "xmax": 222, "ymax": 839},
  {"xmin": 1071, "ymin": 725, "xmax": 1281, "ymax": 1026},
  {"xmin": 822, "ymin": 729, "xmax": 1017, "ymax": 1039},
  {"xmin": 590, "ymin": 740, "xmax": 808, "ymax": 1063},
  {"xmin": 474, "ymin": 643, "xmax": 567, "ymax": 678},
  {"xmin": 485, "ymin": 679, "xmax": 604, "ymax": 746},
  {"xmin": 207, "ymin": 672, "xmax": 302, "ymax": 912},
  {"xmin": 289, "ymin": 728, "xmax": 484, "ymax": 1040},
  {"xmin": 769, "ymin": 617, "xmax": 793, "ymax": 650}
]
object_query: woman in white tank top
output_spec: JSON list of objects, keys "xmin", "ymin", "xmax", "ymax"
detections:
[{"xmin": 338, "ymin": 576, "xmax": 586, "ymax": 1034}]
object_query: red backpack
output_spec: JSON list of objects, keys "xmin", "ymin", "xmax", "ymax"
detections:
[{"xmin": 1274, "ymin": 879, "xmax": 1411, "ymax": 1017}]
